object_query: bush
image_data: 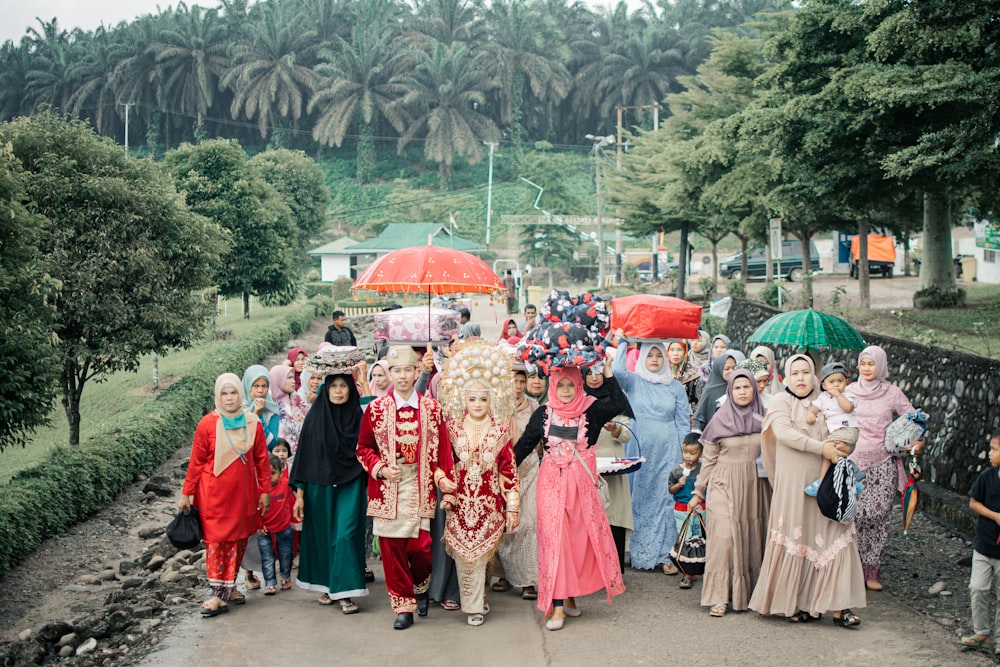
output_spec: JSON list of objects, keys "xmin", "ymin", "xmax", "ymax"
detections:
[
  {"xmin": 332, "ymin": 277, "xmax": 354, "ymax": 301},
  {"xmin": 304, "ymin": 281, "xmax": 332, "ymax": 299},
  {"xmin": 698, "ymin": 276, "xmax": 718, "ymax": 305},
  {"xmin": 914, "ymin": 286, "xmax": 966, "ymax": 309},
  {"xmin": 701, "ymin": 314, "xmax": 726, "ymax": 337},
  {"xmin": 0, "ymin": 296, "xmax": 333, "ymax": 577},
  {"xmin": 725, "ymin": 279, "xmax": 746, "ymax": 299},
  {"xmin": 759, "ymin": 282, "xmax": 792, "ymax": 309}
]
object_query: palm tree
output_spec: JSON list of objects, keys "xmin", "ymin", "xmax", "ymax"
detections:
[
  {"xmin": 407, "ymin": 0, "xmax": 479, "ymax": 48},
  {"xmin": 595, "ymin": 23, "xmax": 685, "ymax": 120},
  {"xmin": 221, "ymin": 3, "xmax": 319, "ymax": 140},
  {"xmin": 481, "ymin": 0, "xmax": 570, "ymax": 143},
  {"xmin": 390, "ymin": 42, "xmax": 499, "ymax": 186},
  {"xmin": 309, "ymin": 25, "xmax": 406, "ymax": 180},
  {"xmin": 109, "ymin": 15, "xmax": 164, "ymax": 153},
  {"xmin": 154, "ymin": 3, "xmax": 229, "ymax": 136},
  {"xmin": 0, "ymin": 41, "xmax": 34, "ymax": 121},
  {"xmin": 66, "ymin": 26, "xmax": 127, "ymax": 137},
  {"xmin": 23, "ymin": 18, "xmax": 74, "ymax": 112}
]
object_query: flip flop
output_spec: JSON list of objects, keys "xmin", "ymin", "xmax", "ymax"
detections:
[
  {"xmin": 339, "ymin": 599, "xmax": 360, "ymax": 615},
  {"xmin": 318, "ymin": 594, "xmax": 335, "ymax": 606},
  {"xmin": 441, "ymin": 599, "xmax": 461, "ymax": 611},
  {"xmin": 201, "ymin": 600, "xmax": 229, "ymax": 617},
  {"xmin": 229, "ymin": 593, "xmax": 246, "ymax": 605},
  {"xmin": 521, "ymin": 587, "xmax": 537, "ymax": 600},
  {"xmin": 491, "ymin": 578, "xmax": 512, "ymax": 592},
  {"xmin": 957, "ymin": 635, "xmax": 990, "ymax": 650}
]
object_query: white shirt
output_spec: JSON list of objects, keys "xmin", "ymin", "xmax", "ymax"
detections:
[
  {"xmin": 812, "ymin": 390, "xmax": 859, "ymax": 429},
  {"xmin": 393, "ymin": 390, "xmax": 420, "ymax": 411}
]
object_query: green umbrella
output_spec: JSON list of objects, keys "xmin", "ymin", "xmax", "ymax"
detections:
[{"xmin": 747, "ymin": 309, "xmax": 866, "ymax": 350}]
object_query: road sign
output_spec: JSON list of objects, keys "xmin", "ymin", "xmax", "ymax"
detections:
[{"xmin": 769, "ymin": 218, "xmax": 783, "ymax": 260}]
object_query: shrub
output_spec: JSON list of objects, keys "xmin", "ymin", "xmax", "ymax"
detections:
[
  {"xmin": 725, "ymin": 279, "xmax": 746, "ymax": 299},
  {"xmin": 698, "ymin": 276, "xmax": 717, "ymax": 304},
  {"xmin": 332, "ymin": 277, "xmax": 354, "ymax": 301},
  {"xmin": 701, "ymin": 314, "xmax": 726, "ymax": 337},
  {"xmin": 0, "ymin": 296, "xmax": 333, "ymax": 577},
  {"xmin": 304, "ymin": 281, "xmax": 332, "ymax": 299},
  {"xmin": 914, "ymin": 286, "xmax": 966, "ymax": 309},
  {"xmin": 759, "ymin": 282, "xmax": 792, "ymax": 309}
]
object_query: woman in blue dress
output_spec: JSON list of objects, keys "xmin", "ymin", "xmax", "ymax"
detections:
[{"xmin": 612, "ymin": 334, "xmax": 691, "ymax": 574}]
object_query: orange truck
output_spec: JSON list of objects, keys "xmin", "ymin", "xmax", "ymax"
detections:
[{"xmin": 849, "ymin": 234, "xmax": 897, "ymax": 278}]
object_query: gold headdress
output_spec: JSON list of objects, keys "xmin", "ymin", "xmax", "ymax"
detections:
[{"xmin": 438, "ymin": 339, "xmax": 515, "ymax": 422}]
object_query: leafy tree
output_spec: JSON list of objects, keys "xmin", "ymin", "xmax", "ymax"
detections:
[
  {"xmin": 249, "ymin": 148, "xmax": 331, "ymax": 247},
  {"xmin": 164, "ymin": 138, "xmax": 299, "ymax": 318},
  {"xmin": 0, "ymin": 145, "xmax": 59, "ymax": 451},
  {"xmin": 391, "ymin": 42, "xmax": 500, "ymax": 186},
  {"xmin": 0, "ymin": 112, "xmax": 226, "ymax": 446}
]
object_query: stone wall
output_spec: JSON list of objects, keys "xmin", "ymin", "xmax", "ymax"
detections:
[{"xmin": 725, "ymin": 298, "xmax": 1000, "ymax": 497}]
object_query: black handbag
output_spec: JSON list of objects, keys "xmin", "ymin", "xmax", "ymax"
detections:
[
  {"xmin": 669, "ymin": 511, "xmax": 707, "ymax": 576},
  {"xmin": 166, "ymin": 507, "xmax": 203, "ymax": 549}
]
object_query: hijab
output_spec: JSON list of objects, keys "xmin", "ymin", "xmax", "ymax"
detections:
[
  {"xmin": 847, "ymin": 345, "xmax": 891, "ymax": 400},
  {"xmin": 635, "ymin": 342, "xmax": 673, "ymax": 384},
  {"xmin": 295, "ymin": 368, "xmax": 316, "ymax": 403},
  {"xmin": 700, "ymin": 370, "xmax": 764, "ymax": 443},
  {"xmin": 693, "ymin": 350, "xmax": 746, "ymax": 429},
  {"xmin": 367, "ymin": 359, "xmax": 391, "ymax": 398},
  {"xmin": 759, "ymin": 354, "xmax": 822, "ymax": 479},
  {"xmin": 290, "ymin": 373, "xmax": 365, "ymax": 487},
  {"xmin": 287, "ymin": 347, "xmax": 306, "ymax": 390},
  {"xmin": 749, "ymin": 345, "xmax": 784, "ymax": 396},
  {"xmin": 689, "ymin": 330, "xmax": 711, "ymax": 368},
  {"xmin": 499, "ymin": 318, "xmax": 522, "ymax": 344},
  {"xmin": 242, "ymin": 365, "xmax": 280, "ymax": 425},
  {"xmin": 213, "ymin": 373, "xmax": 261, "ymax": 476},
  {"xmin": 269, "ymin": 365, "xmax": 294, "ymax": 413},
  {"xmin": 583, "ymin": 369, "xmax": 634, "ymax": 418},
  {"xmin": 547, "ymin": 366, "xmax": 596, "ymax": 420}
]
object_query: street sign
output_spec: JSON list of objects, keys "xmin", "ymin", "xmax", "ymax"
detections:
[{"xmin": 769, "ymin": 218, "xmax": 783, "ymax": 260}]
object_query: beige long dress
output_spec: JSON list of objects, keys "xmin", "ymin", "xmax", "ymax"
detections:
[
  {"xmin": 748, "ymin": 392, "xmax": 866, "ymax": 617},
  {"xmin": 596, "ymin": 416, "xmax": 634, "ymax": 532},
  {"xmin": 695, "ymin": 433, "xmax": 768, "ymax": 611},
  {"xmin": 495, "ymin": 399, "xmax": 539, "ymax": 588}
]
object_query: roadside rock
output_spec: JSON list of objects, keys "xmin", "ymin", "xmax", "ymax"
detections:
[
  {"xmin": 57, "ymin": 632, "xmax": 78, "ymax": 647},
  {"xmin": 927, "ymin": 581, "xmax": 946, "ymax": 596},
  {"xmin": 76, "ymin": 636, "xmax": 98, "ymax": 655},
  {"xmin": 34, "ymin": 620, "xmax": 73, "ymax": 643},
  {"xmin": 142, "ymin": 482, "xmax": 173, "ymax": 497},
  {"xmin": 137, "ymin": 525, "xmax": 165, "ymax": 539},
  {"xmin": 17, "ymin": 628, "xmax": 32, "ymax": 641}
]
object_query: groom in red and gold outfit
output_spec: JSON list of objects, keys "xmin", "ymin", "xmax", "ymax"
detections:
[{"xmin": 356, "ymin": 345, "xmax": 455, "ymax": 629}]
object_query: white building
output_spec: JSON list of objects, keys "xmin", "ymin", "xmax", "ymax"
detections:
[{"xmin": 307, "ymin": 237, "xmax": 363, "ymax": 282}]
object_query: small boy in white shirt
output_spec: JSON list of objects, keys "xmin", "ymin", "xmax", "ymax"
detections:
[{"xmin": 804, "ymin": 362, "xmax": 862, "ymax": 496}]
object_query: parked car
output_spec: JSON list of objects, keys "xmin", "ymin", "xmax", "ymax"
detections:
[
  {"xmin": 718, "ymin": 240, "xmax": 821, "ymax": 282},
  {"xmin": 849, "ymin": 234, "xmax": 896, "ymax": 278}
]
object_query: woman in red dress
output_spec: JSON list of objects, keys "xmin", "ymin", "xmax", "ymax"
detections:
[{"xmin": 180, "ymin": 373, "xmax": 271, "ymax": 617}]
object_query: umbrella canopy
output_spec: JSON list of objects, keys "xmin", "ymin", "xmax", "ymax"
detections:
[
  {"xmin": 352, "ymin": 245, "xmax": 504, "ymax": 297},
  {"xmin": 747, "ymin": 309, "xmax": 866, "ymax": 350},
  {"xmin": 902, "ymin": 458, "xmax": 922, "ymax": 534}
]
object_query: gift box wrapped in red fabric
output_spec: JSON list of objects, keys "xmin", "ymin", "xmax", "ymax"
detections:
[
  {"xmin": 373, "ymin": 306, "xmax": 461, "ymax": 343},
  {"xmin": 611, "ymin": 294, "xmax": 702, "ymax": 340}
]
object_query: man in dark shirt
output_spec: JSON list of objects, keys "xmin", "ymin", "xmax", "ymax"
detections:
[
  {"xmin": 964, "ymin": 430, "xmax": 1000, "ymax": 648},
  {"xmin": 324, "ymin": 310, "xmax": 357, "ymax": 346}
]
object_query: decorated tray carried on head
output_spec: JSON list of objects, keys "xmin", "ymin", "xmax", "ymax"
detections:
[
  {"xmin": 537, "ymin": 290, "xmax": 611, "ymax": 337},
  {"xmin": 304, "ymin": 346, "xmax": 366, "ymax": 380}
]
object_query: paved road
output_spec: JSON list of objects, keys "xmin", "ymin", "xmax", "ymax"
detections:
[{"xmin": 144, "ymin": 558, "xmax": 988, "ymax": 667}]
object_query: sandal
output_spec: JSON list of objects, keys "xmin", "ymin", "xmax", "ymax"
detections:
[
  {"xmin": 787, "ymin": 610, "xmax": 820, "ymax": 623},
  {"xmin": 865, "ymin": 579, "xmax": 883, "ymax": 591},
  {"xmin": 229, "ymin": 592, "xmax": 246, "ymax": 605},
  {"xmin": 468, "ymin": 613, "xmax": 485, "ymax": 626},
  {"xmin": 339, "ymin": 599, "xmax": 360, "ymax": 615},
  {"xmin": 279, "ymin": 578, "xmax": 293, "ymax": 591},
  {"xmin": 264, "ymin": 586, "xmax": 277, "ymax": 596},
  {"xmin": 521, "ymin": 586, "xmax": 537, "ymax": 600},
  {"xmin": 244, "ymin": 573, "xmax": 261, "ymax": 590},
  {"xmin": 364, "ymin": 568, "xmax": 376, "ymax": 583},
  {"xmin": 709, "ymin": 603, "xmax": 727, "ymax": 617},
  {"xmin": 318, "ymin": 593, "xmax": 335, "ymax": 606},
  {"xmin": 661, "ymin": 562, "xmax": 679, "ymax": 576},
  {"xmin": 200, "ymin": 598, "xmax": 229, "ymax": 617},
  {"xmin": 679, "ymin": 575, "xmax": 693, "ymax": 589},
  {"xmin": 832, "ymin": 609, "xmax": 861, "ymax": 628},
  {"xmin": 491, "ymin": 578, "xmax": 512, "ymax": 592},
  {"xmin": 957, "ymin": 634, "xmax": 990, "ymax": 650},
  {"xmin": 441, "ymin": 599, "xmax": 461, "ymax": 611}
]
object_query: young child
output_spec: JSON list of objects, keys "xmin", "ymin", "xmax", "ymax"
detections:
[
  {"xmin": 257, "ymin": 454, "xmax": 294, "ymax": 595},
  {"xmin": 804, "ymin": 362, "xmax": 863, "ymax": 496},
  {"xmin": 270, "ymin": 438, "xmax": 300, "ymax": 560},
  {"xmin": 668, "ymin": 433, "xmax": 705, "ymax": 589},
  {"xmin": 960, "ymin": 430, "xmax": 1000, "ymax": 653}
]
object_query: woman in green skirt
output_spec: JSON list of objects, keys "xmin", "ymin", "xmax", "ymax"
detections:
[{"xmin": 291, "ymin": 370, "xmax": 369, "ymax": 614}]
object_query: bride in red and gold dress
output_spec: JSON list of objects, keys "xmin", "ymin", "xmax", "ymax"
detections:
[{"xmin": 438, "ymin": 340, "xmax": 521, "ymax": 627}]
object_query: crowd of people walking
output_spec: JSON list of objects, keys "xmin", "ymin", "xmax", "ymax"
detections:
[{"xmin": 178, "ymin": 300, "xmax": 929, "ymax": 635}]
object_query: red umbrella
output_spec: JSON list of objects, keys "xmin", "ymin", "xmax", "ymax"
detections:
[
  {"xmin": 902, "ymin": 458, "xmax": 921, "ymax": 534},
  {"xmin": 351, "ymin": 244, "xmax": 504, "ymax": 341}
]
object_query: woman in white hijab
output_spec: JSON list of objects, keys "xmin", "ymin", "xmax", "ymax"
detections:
[{"xmin": 611, "ymin": 336, "xmax": 693, "ymax": 574}]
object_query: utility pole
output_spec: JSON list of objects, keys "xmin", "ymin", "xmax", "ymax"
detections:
[
  {"xmin": 484, "ymin": 141, "xmax": 497, "ymax": 249},
  {"xmin": 120, "ymin": 102, "xmax": 133, "ymax": 156}
]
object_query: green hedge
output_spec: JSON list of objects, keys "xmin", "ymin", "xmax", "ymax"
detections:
[{"xmin": 0, "ymin": 297, "xmax": 332, "ymax": 577}]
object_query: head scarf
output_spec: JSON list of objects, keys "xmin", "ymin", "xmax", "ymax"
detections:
[
  {"xmin": 709, "ymin": 334, "xmax": 731, "ymax": 363},
  {"xmin": 547, "ymin": 366, "xmax": 596, "ymax": 420},
  {"xmin": 213, "ymin": 373, "xmax": 260, "ymax": 476},
  {"xmin": 269, "ymin": 365, "xmax": 294, "ymax": 413},
  {"xmin": 759, "ymin": 354, "xmax": 822, "ymax": 479},
  {"xmin": 635, "ymin": 342, "xmax": 673, "ymax": 384},
  {"xmin": 583, "ymin": 371, "xmax": 634, "ymax": 418},
  {"xmin": 290, "ymin": 373, "xmax": 364, "ymax": 487},
  {"xmin": 499, "ymin": 318, "xmax": 522, "ymax": 344},
  {"xmin": 749, "ymin": 345, "xmax": 784, "ymax": 395},
  {"xmin": 242, "ymin": 365, "xmax": 280, "ymax": 425},
  {"xmin": 700, "ymin": 370, "xmax": 764, "ymax": 443},
  {"xmin": 295, "ymin": 368, "xmax": 316, "ymax": 403},
  {"xmin": 848, "ymin": 345, "xmax": 891, "ymax": 400},
  {"xmin": 688, "ymin": 330, "xmax": 711, "ymax": 368},
  {"xmin": 367, "ymin": 359, "xmax": 391, "ymax": 398},
  {"xmin": 287, "ymin": 347, "xmax": 307, "ymax": 390},
  {"xmin": 693, "ymin": 350, "xmax": 746, "ymax": 429}
]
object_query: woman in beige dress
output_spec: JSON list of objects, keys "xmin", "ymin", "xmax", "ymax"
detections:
[
  {"xmin": 748, "ymin": 354, "xmax": 865, "ymax": 627},
  {"xmin": 690, "ymin": 369, "xmax": 768, "ymax": 617}
]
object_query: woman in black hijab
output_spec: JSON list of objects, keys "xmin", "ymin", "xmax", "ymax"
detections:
[{"xmin": 291, "ymin": 373, "xmax": 369, "ymax": 614}]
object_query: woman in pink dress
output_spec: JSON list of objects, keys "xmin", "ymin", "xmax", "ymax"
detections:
[{"xmin": 512, "ymin": 361, "xmax": 627, "ymax": 631}]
